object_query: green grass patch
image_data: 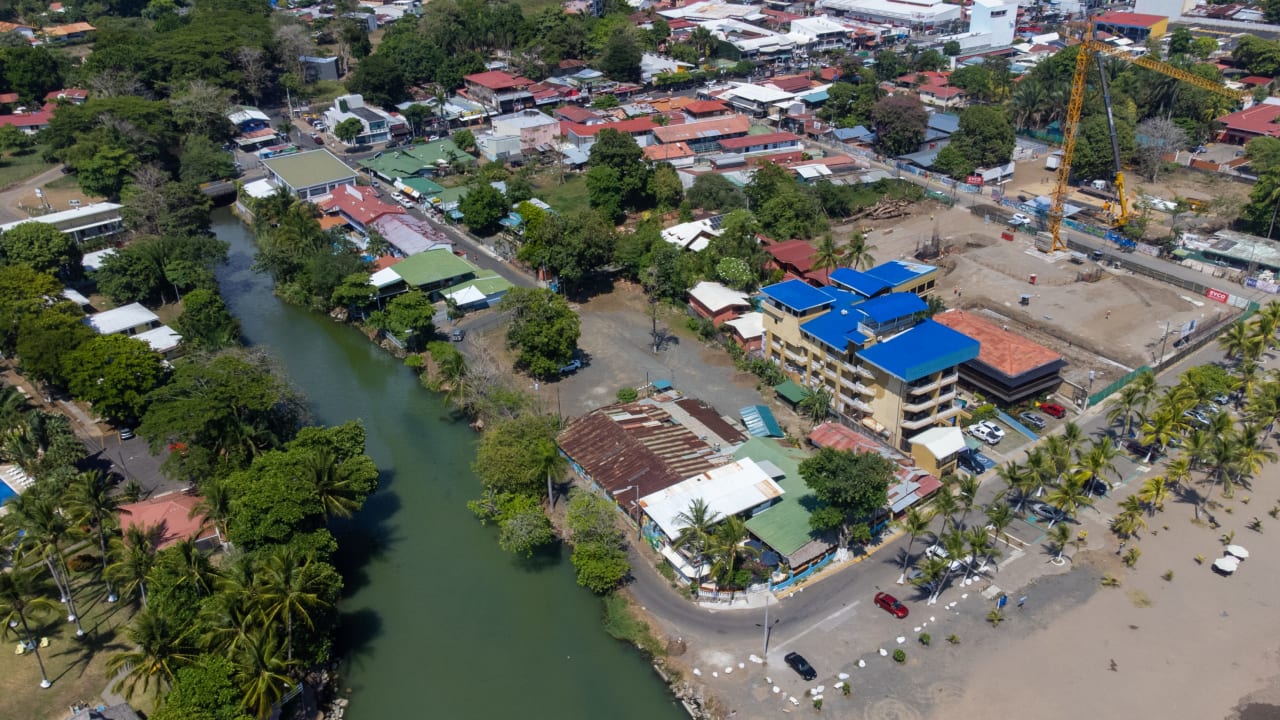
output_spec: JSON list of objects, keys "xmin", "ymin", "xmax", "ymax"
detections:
[
  {"xmin": 43, "ymin": 174, "xmax": 80, "ymax": 190},
  {"xmin": 602, "ymin": 593, "xmax": 666, "ymax": 657},
  {"xmin": 533, "ymin": 173, "xmax": 590, "ymax": 215},
  {"xmin": 0, "ymin": 151, "xmax": 55, "ymax": 190}
]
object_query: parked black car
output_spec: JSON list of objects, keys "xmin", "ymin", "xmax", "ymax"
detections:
[
  {"xmin": 784, "ymin": 652, "xmax": 817, "ymax": 681},
  {"xmin": 957, "ymin": 451, "xmax": 985, "ymax": 476}
]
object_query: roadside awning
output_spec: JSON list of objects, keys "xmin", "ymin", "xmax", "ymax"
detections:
[
  {"xmin": 774, "ymin": 379, "xmax": 806, "ymax": 405},
  {"xmin": 740, "ymin": 405, "xmax": 783, "ymax": 438}
]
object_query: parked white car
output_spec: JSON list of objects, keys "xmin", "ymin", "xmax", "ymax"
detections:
[
  {"xmin": 977, "ymin": 420, "xmax": 1005, "ymax": 441},
  {"xmin": 966, "ymin": 423, "xmax": 1000, "ymax": 445},
  {"xmin": 1009, "ymin": 213, "xmax": 1031, "ymax": 226}
]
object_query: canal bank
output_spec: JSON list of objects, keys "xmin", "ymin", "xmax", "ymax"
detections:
[{"xmin": 211, "ymin": 207, "xmax": 686, "ymax": 719}]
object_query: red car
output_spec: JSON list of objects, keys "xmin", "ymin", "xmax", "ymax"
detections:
[
  {"xmin": 1040, "ymin": 402, "xmax": 1067, "ymax": 419},
  {"xmin": 874, "ymin": 591, "xmax": 909, "ymax": 618}
]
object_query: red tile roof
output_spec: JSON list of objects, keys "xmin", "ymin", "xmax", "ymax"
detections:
[
  {"xmin": 643, "ymin": 141, "xmax": 695, "ymax": 161},
  {"xmin": 818, "ymin": 67, "xmax": 841, "ymax": 82},
  {"xmin": 1092, "ymin": 10, "xmax": 1166, "ymax": 28},
  {"xmin": 932, "ymin": 309, "xmax": 1063, "ymax": 377},
  {"xmin": 1241, "ymin": 76, "xmax": 1274, "ymax": 87},
  {"xmin": 563, "ymin": 117, "xmax": 658, "ymax": 138},
  {"xmin": 556, "ymin": 105, "xmax": 600, "ymax": 123},
  {"xmin": 1217, "ymin": 102, "xmax": 1280, "ymax": 138},
  {"xmin": 769, "ymin": 74, "xmax": 815, "ymax": 93},
  {"xmin": 762, "ymin": 8, "xmax": 804, "ymax": 22},
  {"xmin": 717, "ymin": 131, "xmax": 801, "ymax": 150},
  {"xmin": 0, "ymin": 93, "xmax": 17, "ymax": 104},
  {"xmin": 44, "ymin": 88, "xmax": 87, "ymax": 102},
  {"xmin": 464, "ymin": 70, "xmax": 531, "ymax": 90},
  {"xmin": 317, "ymin": 184, "xmax": 405, "ymax": 225},
  {"xmin": 652, "ymin": 114, "xmax": 751, "ymax": 143},
  {"xmin": 765, "ymin": 238, "xmax": 817, "ymax": 272},
  {"xmin": 0, "ymin": 109, "xmax": 52, "ymax": 128},
  {"xmin": 118, "ymin": 492, "xmax": 217, "ymax": 551},
  {"xmin": 808, "ymin": 421, "xmax": 888, "ymax": 455},
  {"xmin": 684, "ymin": 99, "xmax": 729, "ymax": 116}
]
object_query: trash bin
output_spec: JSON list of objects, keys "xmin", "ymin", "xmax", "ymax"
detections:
[
  {"xmin": 1029, "ymin": 273, "xmax": 1037, "ymax": 285},
  {"xmin": 1020, "ymin": 294, "xmax": 1030, "ymax": 306}
]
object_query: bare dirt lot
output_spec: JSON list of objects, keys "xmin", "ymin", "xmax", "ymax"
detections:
[{"xmin": 860, "ymin": 205, "xmax": 1234, "ymax": 386}]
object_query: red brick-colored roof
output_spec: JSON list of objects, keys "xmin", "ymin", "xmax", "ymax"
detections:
[
  {"xmin": 1241, "ymin": 76, "xmax": 1273, "ymax": 87},
  {"xmin": 684, "ymin": 99, "xmax": 729, "ymax": 116},
  {"xmin": 1092, "ymin": 10, "xmax": 1165, "ymax": 28},
  {"xmin": 765, "ymin": 238, "xmax": 817, "ymax": 272},
  {"xmin": 718, "ymin": 131, "xmax": 800, "ymax": 150},
  {"xmin": 808, "ymin": 421, "xmax": 887, "ymax": 455},
  {"xmin": 0, "ymin": 109, "xmax": 52, "ymax": 129},
  {"xmin": 562, "ymin": 117, "xmax": 658, "ymax": 138},
  {"xmin": 932, "ymin": 309, "xmax": 1063, "ymax": 378},
  {"xmin": 818, "ymin": 67, "xmax": 841, "ymax": 82},
  {"xmin": 463, "ymin": 70, "xmax": 531, "ymax": 90},
  {"xmin": 769, "ymin": 74, "xmax": 815, "ymax": 93},
  {"xmin": 643, "ymin": 141, "xmax": 694, "ymax": 161},
  {"xmin": 118, "ymin": 492, "xmax": 217, "ymax": 551},
  {"xmin": 556, "ymin": 105, "xmax": 599, "ymax": 123},
  {"xmin": 372, "ymin": 255, "xmax": 403, "ymax": 271},
  {"xmin": 762, "ymin": 8, "xmax": 804, "ymax": 22},
  {"xmin": 652, "ymin": 114, "xmax": 751, "ymax": 143},
  {"xmin": 0, "ymin": 93, "xmax": 17, "ymax": 104},
  {"xmin": 1217, "ymin": 102, "xmax": 1280, "ymax": 138},
  {"xmin": 44, "ymin": 88, "xmax": 87, "ymax": 102},
  {"xmin": 317, "ymin": 184, "xmax": 405, "ymax": 225}
]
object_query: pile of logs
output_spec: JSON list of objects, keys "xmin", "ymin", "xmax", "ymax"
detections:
[{"xmin": 851, "ymin": 198, "xmax": 913, "ymax": 221}]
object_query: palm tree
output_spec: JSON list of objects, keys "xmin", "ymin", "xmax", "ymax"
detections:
[
  {"xmin": 984, "ymin": 501, "xmax": 1014, "ymax": 548},
  {"xmin": 191, "ymin": 479, "xmax": 233, "ymax": 549},
  {"xmin": 997, "ymin": 462, "xmax": 1036, "ymax": 510},
  {"xmin": 931, "ymin": 487, "xmax": 960, "ymax": 533},
  {"xmin": 1219, "ymin": 321, "xmax": 1261, "ymax": 362},
  {"xmin": 1206, "ymin": 432, "xmax": 1241, "ymax": 501},
  {"xmin": 1110, "ymin": 498, "xmax": 1146, "ymax": 552},
  {"xmin": 65, "ymin": 469, "xmax": 121, "ymax": 602},
  {"xmin": 1138, "ymin": 409, "xmax": 1179, "ymax": 462},
  {"xmin": 1060, "ymin": 421, "xmax": 1085, "ymax": 459},
  {"xmin": 105, "ymin": 606, "xmax": 197, "ymax": 700},
  {"xmin": 260, "ymin": 546, "xmax": 329, "ymax": 663},
  {"xmin": 234, "ymin": 628, "xmax": 296, "ymax": 720},
  {"xmin": 912, "ymin": 555, "xmax": 949, "ymax": 598},
  {"xmin": 1023, "ymin": 448, "xmax": 1055, "ymax": 498},
  {"xmin": 674, "ymin": 498, "xmax": 720, "ymax": 568},
  {"xmin": 108, "ymin": 524, "xmax": 161, "ymax": 607},
  {"xmin": 0, "ymin": 565, "xmax": 59, "ymax": 688},
  {"xmin": 1047, "ymin": 522, "xmax": 1072, "ymax": 562},
  {"xmin": 1045, "ymin": 476, "xmax": 1092, "ymax": 526},
  {"xmin": 1182, "ymin": 429, "xmax": 1213, "ymax": 470},
  {"xmin": 810, "ymin": 234, "xmax": 846, "ymax": 273},
  {"xmin": 895, "ymin": 506, "xmax": 932, "ymax": 579},
  {"xmin": 938, "ymin": 529, "xmax": 970, "ymax": 589},
  {"xmin": 707, "ymin": 517, "xmax": 758, "ymax": 593},
  {"xmin": 0, "ymin": 384, "xmax": 29, "ymax": 434},
  {"xmin": 532, "ymin": 436, "xmax": 567, "ymax": 508},
  {"xmin": 164, "ymin": 538, "xmax": 219, "ymax": 598},
  {"xmin": 304, "ymin": 449, "xmax": 364, "ymax": 520},
  {"xmin": 4, "ymin": 489, "xmax": 84, "ymax": 634},
  {"xmin": 1076, "ymin": 437, "xmax": 1120, "ymax": 487},
  {"xmin": 1165, "ymin": 456, "xmax": 1191, "ymax": 490},
  {"xmin": 952, "ymin": 474, "xmax": 981, "ymax": 528},
  {"xmin": 1232, "ymin": 424, "xmax": 1276, "ymax": 493},
  {"xmin": 965, "ymin": 525, "xmax": 1001, "ymax": 576},
  {"xmin": 1107, "ymin": 382, "xmax": 1148, "ymax": 438},
  {"xmin": 199, "ymin": 554, "xmax": 263, "ymax": 655},
  {"xmin": 845, "ymin": 234, "xmax": 876, "ymax": 270},
  {"xmin": 1138, "ymin": 475, "xmax": 1170, "ymax": 514},
  {"xmin": 798, "ymin": 387, "xmax": 833, "ymax": 428}
]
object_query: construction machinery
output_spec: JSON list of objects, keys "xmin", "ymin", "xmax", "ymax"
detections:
[{"xmin": 1045, "ymin": 33, "xmax": 1250, "ymax": 253}]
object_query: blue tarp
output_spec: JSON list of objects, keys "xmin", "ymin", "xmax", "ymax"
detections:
[{"xmin": 741, "ymin": 405, "xmax": 784, "ymax": 438}]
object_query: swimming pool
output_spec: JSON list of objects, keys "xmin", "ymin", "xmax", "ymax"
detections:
[{"xmin": 0, "ymin": 477, "xmax": 16, "ymax": 506}]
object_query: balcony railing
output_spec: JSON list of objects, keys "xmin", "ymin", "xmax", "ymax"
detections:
[
  {"xmin": 902, "ymin": 391, "xmax": 957, "ymax": 414},
  {"xmin": 907, "ymin": 372, "xmax": 958, "ymax": 396}
]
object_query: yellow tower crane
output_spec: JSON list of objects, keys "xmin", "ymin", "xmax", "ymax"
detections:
[{"xmin": 1045, "ymin": 34, "xmax": 1250, "ymax": 253}]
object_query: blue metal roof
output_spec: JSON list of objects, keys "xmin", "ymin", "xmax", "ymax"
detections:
[
  {"xmin": 833, "ymin": 125, "xmax": 875, "ymax": 142},
  {"xmin": 802, "ymin": 308, "xmax": 868, "ymax": 352},
  {"xmin": 829, "ymin": 268, "xmax": 891, "ymax": 297},
  {"xmin": 865, "ymin": 260, "xmax": 937, "ymax": 288},
  {"xmin": 854, "ymin": 292, "xmax": 927, "ymax": 325},
  {"xmin": 741, "ymin": 405, "xmax": 783, "ymax": 437},
  {"xmin": 927, "ymin": 112, "xmax": 960, "ymax": 134},
  {"xmin": 857, "ymin": 320, "xmax": 980, "ymax": 382},
  {"xmin": 800, "ymin": 89, "xmax": 829, "ymax": 103},
  {"xmin": 761, "ymin": 279, "xmax": 833, "ymax": 313}
]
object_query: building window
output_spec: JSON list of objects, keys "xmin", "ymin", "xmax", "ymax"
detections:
[{"xmin": 991, "ymin": 9, "xmax": 1007, "ymax": 17}]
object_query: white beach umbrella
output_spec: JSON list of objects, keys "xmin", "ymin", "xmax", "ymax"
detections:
[
  {"xmin": 1213, "ymin": 556, "xmax": 1240, "ymax": 574},
  {"xmin": 1225, "ymin": 545, "xmax": 1249, "ymax": 560}
]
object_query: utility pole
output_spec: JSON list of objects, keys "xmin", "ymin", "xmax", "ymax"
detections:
[{"xmin": 1157, "ymin": 320, "xmax": 1171, "ymax": 366}]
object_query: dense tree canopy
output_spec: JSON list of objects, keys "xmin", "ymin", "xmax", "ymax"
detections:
[
  {"xmin": 500, "ymin": 287, "xmax": 580, "ymax": 378},
  {"xmin": 0, "ymin": 222, "xmax": 81, "ymax": 279},
  {"xmin": 63, "ymin": 335, "xmax": 167, "ymax": 423},
  {"xmin": 872, "ymin": 94, "xmax": 928, "ymax": 157},
  {"xmin": 934, "ymin": 106, "xmax": 1015, "ymax": 179},
  {"xmin": 800, "ymin": 447, "xmax": 895, "ymax": 546}
]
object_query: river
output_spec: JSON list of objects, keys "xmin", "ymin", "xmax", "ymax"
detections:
[{"xmin": 211, "ymin": 208, "xmax": 685, "ymax": 719}]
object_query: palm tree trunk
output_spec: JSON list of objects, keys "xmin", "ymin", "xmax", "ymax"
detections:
[
  {"xmin": 44, "ymin": 556, "xmax": 68, "ymax": 603},
  {"xmin": 97, "ymin": 525, "xmax": 116, "ymax": 602},
  {"xmin": 286, "ymin": 610, "xmax": 293, "ymax": 663},
  {"xmin": 19, "ymin": 613, "xmax": 51, "ymax": 688},
  {"xmin": 55, "ymin": 552, "xmax": 84, "ymax": 635}
]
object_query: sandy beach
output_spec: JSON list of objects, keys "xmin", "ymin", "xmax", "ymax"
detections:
[{"xmin": 934, "ymin": 488, "xmax": 1280, "ymax": 720}]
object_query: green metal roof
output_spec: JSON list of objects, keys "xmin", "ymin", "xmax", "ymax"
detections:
[
  {"xmin": 399, "ymin": 176, "xmax": 445, "ymax": 196},
  {"xmin": 774, "ymin": 379, "xmax": 807, "ymax": 405},
  {"xmin": 359, "ymin": 140, "xmax": 476, "ymax": 179},
  {"xmin": 738, "ymin": 437, "xmax": 823, "ymax": 558},
  {"xmin": 390, "ymin": 248, "xmax": 478, "ymax": 288},
  {"xmin": 443, "ymin": 271, "xmax": 512, "ymax": 297},
  {"xmin": 263, "ymin": 149, "xmax": 357, "ymax": 190}
]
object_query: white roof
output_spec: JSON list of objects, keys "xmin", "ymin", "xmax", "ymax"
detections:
[
  {"xmin": 61, "ymin": 288, "xmax": 91, "ymax": 306},
  {"xmin": 640, "ymin": 458, "xmax": 785, "ymax": 541},
  {"xmin": 660, "ymin": 1, "xmax": 764, "ymax": 20},
  {"xmin": 445, "ymin": 285, "xmax": 486, "ymax": 305},
  {"xmin": 134, "ymin": 325, "xmax": 182, "ymax": 353},
  {"xmin": 228, "ymin": 107, "xmax": 270, "ymax": 125},
  {"xmin": 661, "ymin": 218, "xmax": 722, "ymax": 252},
  {"xmin": 790, "ymin": 15, "xmax": 854, "ymax": 34},
  {"xmin": 725, "ymin": 311, "xmax": 764, "ymax": 339},
  {"xmin": 369, "ymin": 267, "xmax": 402, "ymax": 289},
  {"xmin": 82, "ymin": 247, "xmax": 116, "ymax": 272},
  {"xmin": 0, "ymin": 202, "xmax": 122, "ymax": 234},
  {"xmin": 910, "ymin": 426, "xmax": 967, "ymax": 459},
  {"xmin": 85, "ymin": 302, "xmax": 159, "ymax": 335},
  {"xmin": 819, "ymin": 0, "xmax": 961, "ymax": 21},
  {"xmin": 688, "ymin": 281, "xmax": 749, "ymax": 313},
  {"xmin": 242, "ymin": 178, "xmax": 279, "ymax": 199},
  {"xmin": 722, "ymin": 82, "xmax": 796, "ymax": 104}
]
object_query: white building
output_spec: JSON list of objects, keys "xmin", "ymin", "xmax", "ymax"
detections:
[
  {"xmin": 1134, "ymin": 0, "xmax": 1193, "ymax": 19},
  {"xmin": 640, "ymin": 458, "xmax": 785, "ymax": 542},
  {"xmin": 662, "ymin": 218, "xmax": 724, "ymax": 252},
  {"xmin": 85, "ymin": 303, "xmax": 160, "ymax": 336},
  {"xmin": 818, "ymin": 0, "xmax": 961, "ymax": 28},
  {"xmin": 788, "ymin": 15, "xmax": 858, "ymax": 53},
  {"xmin": 941, "ymin": 0, "xmax": 1015, "ymax": 51},
  {"xmin": 0, "ymin": 202, "xmax": 125, "ymax": 245},
  {"xmin": 323, "ymin": 94, "xmax": 400, "ymax": 145}
]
